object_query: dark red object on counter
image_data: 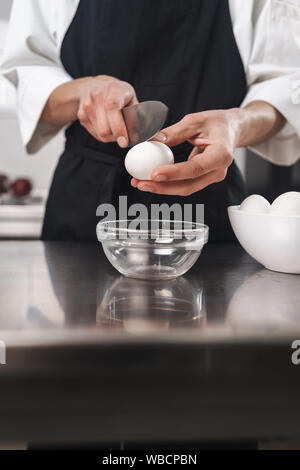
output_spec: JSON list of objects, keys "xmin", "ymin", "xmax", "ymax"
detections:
[{"xmin": 11, "ymin": 178, "xmax": 32, "ymax": 198}]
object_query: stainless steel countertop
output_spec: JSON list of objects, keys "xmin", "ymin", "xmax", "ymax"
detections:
[
  {"xmin": 0, "ymin": 240, "xmax": 299, "ymax": 343},
  {"xmin": 0, "ymin": 241, "xmax": 299, "ymax": 443}
]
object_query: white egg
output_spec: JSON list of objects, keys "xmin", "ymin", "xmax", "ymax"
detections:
[
  {"xmin": 270, "ymin": 191, "xmax": 300, "ymax": 216},
  {"xmin": 125, "ymin": 141, "xmax": 174, "ymax": 180},
  {"xmin": 239, "ymin": 194, "xmax": 270, "ymax": 214}
]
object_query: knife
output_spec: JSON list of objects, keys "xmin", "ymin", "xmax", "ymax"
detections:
[{"xmin": 122, "ymin": 101, "xmax": 168, "ymax": 147}]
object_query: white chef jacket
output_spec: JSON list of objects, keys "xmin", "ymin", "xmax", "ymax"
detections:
[{"xmin": 1, "ymin": 0, "xmax": 300, "ymax": 165}]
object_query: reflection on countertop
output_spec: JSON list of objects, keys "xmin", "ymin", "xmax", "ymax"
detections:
[
  {"xmin": 227, "ymin": 268, "xmax": 300, "ymax": 333},
  {"xmin": 0, "ymin": 240, "xmax": 299, "ymax": 340},
  {"xmin": 97, "ymin": 276, "xmax": 205, "ymax": 332}
]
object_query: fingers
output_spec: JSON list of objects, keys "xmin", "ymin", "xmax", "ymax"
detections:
[
  {"xmin": 77, "ymin": 101, "xmax": 99, "ymax": 139},
  {"xmin": 188, "ymin": 137, "xmax": 211, "ymax": 149},
  {"xmin": 154, "ymin": 114, "xmax": 203, "ymax": 147},
  {"xmin": 78, "ymin": 77, "xmax": 138, "ymax": 147},
  {"xmin": 84, "ymin": 119, "xmax": 99, "ymax": 140},
  {"xmin": 106, "ymin": 108, "xmax": 129, "ymax": 148},
  {"xmin": 94, "ymin": 108, "xmax": 111, "ymax": 142},
  {"xmin": 132, "ymin": 168, "xmax": 227, "ymax": 196},
  {"xmin": 103, "ymin": 86, "xmax": 131, "ymax": 147},
  {"xmin": 151, "ymin": 144, "xmax": 232, "ymax": 182}
]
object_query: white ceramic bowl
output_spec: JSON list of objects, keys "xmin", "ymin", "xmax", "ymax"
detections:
[{"xmin": 228, "ymin": 206, "xmax": 300, "ymax": 274}]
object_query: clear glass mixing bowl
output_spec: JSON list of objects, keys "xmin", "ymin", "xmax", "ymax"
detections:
[{"xmin": 97, "ymin": 219, "xmax": 209, "ymax": 280}]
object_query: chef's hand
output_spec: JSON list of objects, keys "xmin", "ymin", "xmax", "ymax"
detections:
[
  {"xmin": 131, "ymin": 109, "xmax": 238, "ymax": 195},
  {"xmin": 40, "ymin": 76, "xmax": 138, "ymax": 148},
  {"xmin": 77, "ymin": 76, "xmax": 138, "ymax": 148},
  {"xmin": 131, "ymin": 102, "xmax": 285, "ymax": 195}
]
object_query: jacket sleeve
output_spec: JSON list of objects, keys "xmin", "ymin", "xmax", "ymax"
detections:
[
  {"xmin": 241, "ymin": 0, "xmax": 300, "ymax": 166},
  {"xmin": 0, "ymin": 0, "xmax": 73, "ymax": 154}
]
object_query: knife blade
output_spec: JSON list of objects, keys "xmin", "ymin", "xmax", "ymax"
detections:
[{"xmin": 122, "ymin": 101, "xmax": 168, "ymax": 147}]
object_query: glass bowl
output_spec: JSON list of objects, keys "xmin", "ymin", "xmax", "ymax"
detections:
[{"xmin": 97, "ymin": 219, "xmax": 209, "ymax": 280}]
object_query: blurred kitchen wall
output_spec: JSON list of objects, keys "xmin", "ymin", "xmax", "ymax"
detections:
[
  {"xmin": 245, "ymin": 150, "xmax": 300, "ymax": 201},
  {"xmin": 0, "ymin": 0, "xmax": 11, "ymax": 19},
  {"xmin": 0, "ymin": 0, "xmax": 64, "ymax": 195}
]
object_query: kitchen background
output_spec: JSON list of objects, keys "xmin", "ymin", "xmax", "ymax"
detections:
[
  {"xmin": 0, "ymin": 0, "xmax": 63, "ymax": 194},
  {"xmin": 0, "ymin": 0, "xmax": 299, "ymax": 238}
]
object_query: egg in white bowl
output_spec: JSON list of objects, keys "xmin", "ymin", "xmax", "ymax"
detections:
[
  {"xmin": 125, "ymin": 141, "xmax": 174, "ymax": 180},
  {"xmin": 228, "ymin": 192, "xmax": 300, "ymax": 274},
  {"xmin": 270, "ymin": 191, "xmax": 300, "ymax": 216},
  {"xmin": 240, "ymin": 194, "xmax": 270, "ymax": 214}
]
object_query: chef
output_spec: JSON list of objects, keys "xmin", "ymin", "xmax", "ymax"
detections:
[{"xmin": 1, "ymin": 0, "xmax": 300, "ymax": 241}]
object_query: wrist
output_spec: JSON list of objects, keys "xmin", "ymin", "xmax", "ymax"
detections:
[
  {"xmin": 225, "ymin": 107, "xmax": 246, "ymax": 149},
  {"xmin": 74, "ymin": 75, "xmax": 121, "ymax": 102},
  {"xmin": 226, "ymin": 102, "xmax": 286, "ymax": 150},
  {"xmin": 73, "ymin": 76, "xmax": 93, "ymax": 102}
]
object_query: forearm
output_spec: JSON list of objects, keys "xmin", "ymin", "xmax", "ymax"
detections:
[
  {"xmin": 40, "ymin": 77, "xmax": 91, "ymax": 126},
  {"xmin": 230, "ymin": 101, "xmax": 286, "ymax": 149}
]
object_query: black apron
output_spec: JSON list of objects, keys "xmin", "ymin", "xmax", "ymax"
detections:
[{"xmin": 41, "ymin": 0, "xmax": 247, "ymax": 242}]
